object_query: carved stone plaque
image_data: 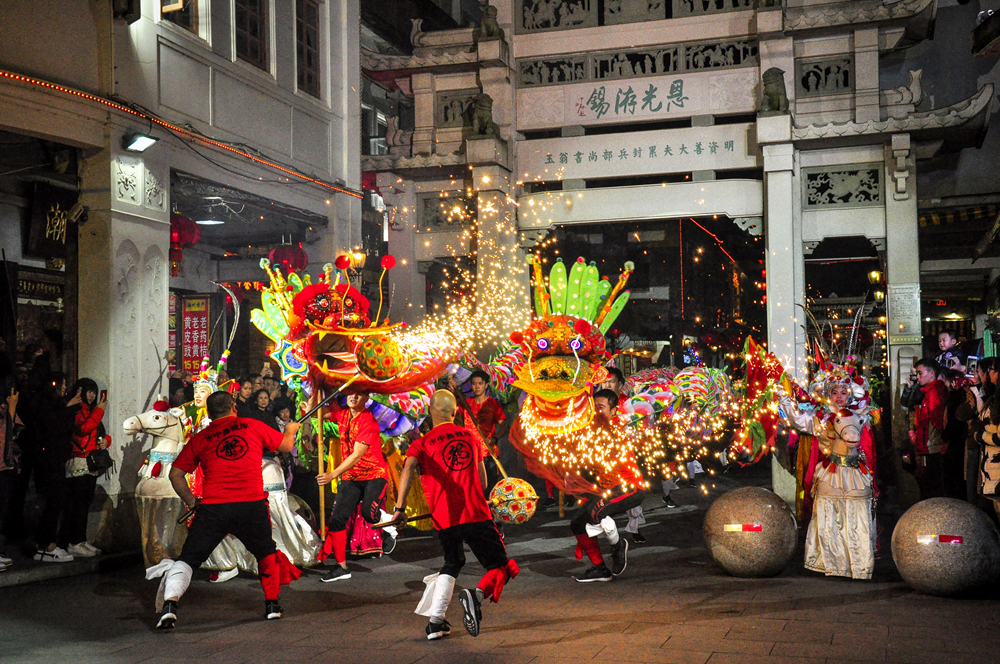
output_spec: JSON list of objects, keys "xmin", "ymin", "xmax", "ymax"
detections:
[
  {"xmin": 795, "ymin": 57, "xmax": 854, "ymax": 98},
  {"xmin": 605, "ymin": 0, "xmax": 667, "ymax": 25},
  {"xmin": 802, "ymin": 164, "xmax": 883, "ymax": 209},
  {"xmin": 436, "ymin": 91, "xmax": 477, "ymax": 129},
  {"xmin": 517, "ymin": 0, "xmax": 598, "ymax": 34}
]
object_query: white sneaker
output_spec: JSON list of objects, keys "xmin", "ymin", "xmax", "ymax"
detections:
[
  {"xmin": 209, "ymin": 568, "xmax": 239, "ymax": 583},
  {"xmin": 0, "ymin": 554, "xmax": 12, "ymax": 565},
  {"xmin": 82, "ymin": 542, "xmax": 102, "ymax": 556},
  {"xmin": 34, "ymin": 547, "xmax": 73, "ymax": 563},
  {"xmin": 67, "ymin": 543, "xmax": 97, "ymax": 558}
]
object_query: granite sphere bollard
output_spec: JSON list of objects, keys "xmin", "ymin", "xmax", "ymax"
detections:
[
  {"xmin": 891, "ymin": 497, "xmax": 1000, "ymax": 596},
  {"xmin": 703, "ymin": 487, "xmax": 797, "ymax": 577}
]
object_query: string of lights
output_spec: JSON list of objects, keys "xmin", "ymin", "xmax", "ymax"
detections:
[{"xmin": 0, "ymin": 68, "xmax": 362, "ymax": 199}]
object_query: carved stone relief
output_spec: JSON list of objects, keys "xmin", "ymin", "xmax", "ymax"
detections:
[
  {"xmin": 115, "ymin": 156, "xmax": 142, "ymax": 206},
  {"xmin": 672, "ymin": 0, "xmax": 753, "ymax": 18},
  {"xmin": 802, "ymin": 165, "xmax": 883, "ymax": 209},
  {"xmin": 710, "ymin": 67, "xmax": 759, "ymax": 110},
  {"xmin": 419, "ymin": 192, "xmax": 476, "ymax": 228},
  {"xmin": 518, "ymin": 0, "xmax": 598, "ymax": 34},
  {"xmin": 519, "ymin": 87, "xmax": 568, "ymax": 128},
  {"xmin": 605, "ymin": 0, "xmax": 667, "ymax": 25},
  {"xmin": 520, "ymin": 57, "xmax": 587, "ymax": 87},
  {"xmin": 110, "ymin": 238, "xmax": 141, "ymax": 492},
  {"xmin": 518, "ymin": 39, "xmax": 757, "ymax": 87},
  {"xmin": 796, "ymin": 58, "xmax": 853, "ymax": 98},
  {"xmin": 437, "ymin": 91, "xmax": 477, "ymax": 128},
  {"xmin": 144, "ymin": 165, "xmax": 166, "ymax": 211}
]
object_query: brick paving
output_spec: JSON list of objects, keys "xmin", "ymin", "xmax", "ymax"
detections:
[{"xmin": 2, "ymin": 473, "xmax": 998, "ymax": 664}]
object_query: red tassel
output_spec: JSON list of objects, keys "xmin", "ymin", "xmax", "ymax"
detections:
[{"xmin": 150, "ymin": 461, "xmax": 162, "ymax": 478}]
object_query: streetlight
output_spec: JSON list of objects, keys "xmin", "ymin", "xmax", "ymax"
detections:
[{"xmin": 867, "ymin": 270, "xmax": 882, "ymax": 285}]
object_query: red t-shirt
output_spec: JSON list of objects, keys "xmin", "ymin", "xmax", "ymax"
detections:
[
  {"xmin": 466, "ymin": 396, "xmax": 506, "ymax": 440},
  {"xmin": 173, "ymin": 416, "xmax": 283, "ymax": 504},
  {"xmin": 333, "ymin": 408, "xmax": 388, "ymax": 482},
  {"xmin": 406, "ymin": 422, "xmax": 493, "ymax": 530}
]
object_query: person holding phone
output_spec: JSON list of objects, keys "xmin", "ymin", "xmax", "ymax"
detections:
[{"xmin": 62, "ymin": 378, "xmax": 108, "ymax": 558}]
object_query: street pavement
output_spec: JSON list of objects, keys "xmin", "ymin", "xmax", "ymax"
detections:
[{"xmin": 2, "ymin": 468, "xmax": 998, "ymax": 664}]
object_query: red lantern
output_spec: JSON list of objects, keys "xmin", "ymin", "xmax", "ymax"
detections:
[
  {"xmin": 169, "ymin": 213, "xmax": 201, "ymax": 276},
  {"xmin": 268, "ymin": 243, "xmax": 309, "ymax": 273}
]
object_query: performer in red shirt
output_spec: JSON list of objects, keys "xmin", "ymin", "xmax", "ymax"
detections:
[
  {"xmin": 465, "ymin": 370, "xmax": 508, "ymax": 454},
  {"xmin": 154, "ymin": 392, "xmax": 300, "ymax": 628},
  {"xmin": 570, "ymin": 389, "xmax": 644, "ymax": 583},
  {"xmin": 316, "ymin": 390, "xmax": 396, "ymax": 582},
  {"xmin": 392, "ymin": 390, "xmax": 518, "ymax": 640}
]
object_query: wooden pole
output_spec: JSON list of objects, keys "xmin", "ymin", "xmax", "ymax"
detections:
[
  {"xmin": 558, "ymin": 490, "xmax": 565, "ymax": 518},
  {"xmin": 317, "ymin": 404, "xmax": 325, "ymax": 538}
]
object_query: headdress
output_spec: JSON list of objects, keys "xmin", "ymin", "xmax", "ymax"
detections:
[{"xmin": 193, "ymin": 283, "xmax": 241, "ymax": 394}]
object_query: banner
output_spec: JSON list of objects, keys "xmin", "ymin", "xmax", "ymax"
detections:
[
  {"xmin": 181, "ymin": 297, "xmax": 209, "ymax": 372},
  {"xmin": 168, "ymin": 294, "xmax": 178, "ymax": 373}
]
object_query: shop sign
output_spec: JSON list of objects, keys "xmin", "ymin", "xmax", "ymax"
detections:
[
  {"xmin": 181, "ymin": 297, "xmax": 210, "ymax": 372},
  {"xmin": 168, "ymin": 294, "xmax": 177, "ymax": 372},
  {"xmin": 26, "ymin": 183, "xmax": 78, "ymax": 260},
  {"xmin": 518, "ymin": 123, "xmax": 757, "ymax": 181},
  {"xmin": 18, "ymin": 277, "xmax": 63, "ymax": 302},
  {"xmin": 517, "ymin": 67, "xmax": 758, "ymax": 129}
]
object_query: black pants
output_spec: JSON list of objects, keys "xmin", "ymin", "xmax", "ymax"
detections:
[
  {"xmin": 0, "ymin": 469, "xmax": 13, "ymax": 540},
  {"xmin": 4, "ymin": 447, "xmax": 45, "ymax": 539},
  {"xmin": 35, "ymin": 465, "xmax": 66, "ymax": 547},
  {"xmin": 178, "ymin": 500, "xmax": 276, "ymax": 569},
  {"xmin": 438, "ymin": 519, "xmax": 508, "ymax": 578},
  {"xmin": 917, "ymin": 453, "xmax": 945, "ymax": 500},
  {"xmin": 63, "ymin": 474, "xmax": 97, "ymax": 546},
  {"xmin": 569, "ymin": 486, "xmax": 645, "ymax": 536},
  {"xmin": 328, "ymin": 478, "xmax": 387, "ymax": 532}
]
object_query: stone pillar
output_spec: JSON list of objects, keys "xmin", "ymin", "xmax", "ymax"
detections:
[
  {"xmin": 472, "ymin": 159, "xmax": 529, "ymax": 352},
  {"xmin": 853, "ymin": 28, "xmax": 881, "ymax": 124},
  {"xmin": 884, "ymin": 136, "xmax": 921, "ymax": 417},
  {"xmin": 759, "ymin": 113, "xmax": 803, "ymax": 507},
  {"xmin": 78, "ymin": 130, "xmax": 171, "ymax": 551},
  {"xmin": 379, "ymin": 174, "xmax": 425, "ymax": 324}
]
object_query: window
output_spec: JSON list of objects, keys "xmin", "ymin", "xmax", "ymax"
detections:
[
  {"xmin": 296, "ymin": 0, "xmax": 321, "ymax": 98},
  {"xmin": 235, "ymin": 0, "xmax": 268, "ymax": 70},
  {"xmin": 163, "ymin": 0, "xmax": 197, "ymax": 34}
]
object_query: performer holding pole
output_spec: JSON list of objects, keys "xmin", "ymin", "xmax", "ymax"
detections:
[
  {"xmin": 392, "ymin": 390, "xmax": 519, "ymax": 640},
  {"xmin": 152, "ymin": 392, "xmax": 301, "ymax": 628},
  {"xmin": 316, "ymin": 390, "xmax": 397, "ymax": 582}
]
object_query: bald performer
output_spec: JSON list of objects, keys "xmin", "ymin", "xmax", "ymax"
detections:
[{"xmin": 392, "ymin": 390, "xmax": 519, "ymax": 640}]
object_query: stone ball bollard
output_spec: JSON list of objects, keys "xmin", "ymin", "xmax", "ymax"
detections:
[
  {"xmin": 891, "ymin": 497, "xmax": 1000, "ymax": 596},
  {"xmin": 703, "ymin": 487, "xmax": 797, "ymax": 577}
]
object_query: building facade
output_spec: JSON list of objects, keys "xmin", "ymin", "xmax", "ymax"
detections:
[
  {"xmin": 0, "ymin": 0, "xmax": 361, "ymax": 547},
  {"xmin": 362, "ymin": 0, "xmax": 993, "ymax": 499}
]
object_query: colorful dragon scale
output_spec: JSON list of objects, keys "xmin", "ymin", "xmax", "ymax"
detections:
[{"xmin": 250, "ymin": 256, "xmax": 459, "ymax": 394}]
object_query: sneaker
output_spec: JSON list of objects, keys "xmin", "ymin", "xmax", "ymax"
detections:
[
  {"xmin": 156, "ymin": 600, "xmax": 177, "ymax": 629},
  {"xmin": 82, "ymin": 542, "xmax": 102, "ymax": 556},
  {"xmin": 425, "ymin": 619, "xmax": 452, "ymax": 640},
  {"xmin": 381, "ymin": 531, "xmax": 396, "ymax": 555},
  {"xmin": 265, "ymin": 600, "xmax": 283, "ymax": 620},
  {"xmin": 459, "ymin": 588, "xmax": 482, "ymax": 637},
  {"xmin": 575, "ymin": 563, "xmax": 612, "ymax": 583},
  {"xmin": 67, "ymin": 543, "xmax": 96, "ymax": 558},
  {"xmin": 632, "ymin": 530, "xmax": 646, "ymax": 544},
  {"xmin": 209, "ymin": 568, "xmax": 239, "ymax": 583},
  {"xmin": 611, "ymin": 538, "xmax": 628, "ymax": 576},
  {"xmin": 0, "ymin": 554, "xmax": 12, "ymax": 565},
  {"xmin": 320, "ymin": 566, "xmax": 352, "ymax": 583},
  {"xmin": 34, "ymin": 547, "xmax": 73, "ymax": 563},
  {"xmin": 663, "ymin": 495, "xmax": 677, "ymax": 508}
]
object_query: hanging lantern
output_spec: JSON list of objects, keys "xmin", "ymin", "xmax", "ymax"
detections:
[
  {"xmin": 169, "ymin": 212, "xmax": 201, "ymax": 276},
  {"xmin": 268, "ymin": 243, "xmax": 309, "ymax": 273}
]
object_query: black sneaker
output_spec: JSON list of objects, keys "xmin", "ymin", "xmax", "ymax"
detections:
[
  {"xmin": 611, "ymin": 538, "xmax": 628, "ymax": 576},
  {"xmin": 156, "ymin": 600, "xmax": 177, "ymax": 629},
  {"xmin": 265, "ymin": 600, "xmax": 283, "ymax": 620},
  {"xmin": 425, "ymin": 619, "xmax": 452, "ymax": 640},
  {"xmin": 459, "ymin": 588, "xmax": 482, "ymax": 637},
  {"xmin": 381, "ymin": 531, "xmax": 396, "ymax": 555},
  {"xmin": 663, "ymin": 495, "xmax": 677, "ymax": 508},
  {"xmin": 632, "ymin": 530, "xmax": 646, "ymax": 544},
  {"xmin": 575, "ymin": 563, "xmax": 612, "ymax": 583},
  {"xmin": 320, "ymin": 566, "xmax": 352, "ymax": 583}
]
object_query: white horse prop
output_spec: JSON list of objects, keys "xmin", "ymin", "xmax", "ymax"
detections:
[{"xmin": 125, "ymin": 400, "xmax": 188, "ymax": 566}]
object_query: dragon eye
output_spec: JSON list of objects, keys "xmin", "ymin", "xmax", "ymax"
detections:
[
  {"xmin": 569, "ymin": 339, "xmax": 582, "ymax": 351},
  {"xmin": 345, "ymin": 298, "xmax": 353, "ymax": 307},
  {"xmin": 537, "ymin": 339, "xmax": 549, "ymax": 350}
]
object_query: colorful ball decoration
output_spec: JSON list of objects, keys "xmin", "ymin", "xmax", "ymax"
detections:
[
  {"xmin": 355, "ymin": 334, "xmax": 411, "ymax": 381},
  {"xmin": 490, "ymin": 477, "xmax": 538, "ymax": 524}
]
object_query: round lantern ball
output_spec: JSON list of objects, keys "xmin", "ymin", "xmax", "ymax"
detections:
[
  {"xmin": 703, "ymin": 487, "xmax": 797, "ymax": 577},
  {"xmin": 891, "ymin": 498, "xmax": 1000, "ymax": 597}
]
